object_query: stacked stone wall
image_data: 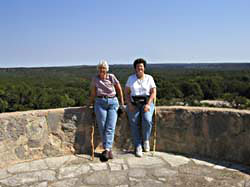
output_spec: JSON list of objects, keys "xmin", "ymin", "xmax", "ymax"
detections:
[{"xmin": 0, "ymin": 106, "xmax": 249, "ymax": 168}]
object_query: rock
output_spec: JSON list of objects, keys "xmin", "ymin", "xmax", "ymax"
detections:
[
  {"xmin": 58, "ymin": 164, "xmax": 90, "ymax": 179},
  {"xmin": 127, "ymin": 156, "xmax": 165, "ymax": 168},
  {"xmin": 29, "ymin": 182, "xmax": 48, "ymax": 187},
  {"xmin": 6, "ymin": 120, "xmax": 25, "ymax": 141},
  {"xmin": 89, "ymin": 163, "xmax": 108, "ymax": 171},
  {"xmin": 0, "ymin": 125, "xmax": 5, "ymax": 142},
  {"xmin": 84, "ymin": 171, "xmax": 127, "ymax": 185},
  {"xmin": 160, "ymin": 153, "xmax": 190, "ymax": 167},
  {"xmin": 44, "ymin": 155, "xmax": 75, "ymax": 170},
  {"xmin": 128, "ymin": 168, "xmax": 147, "ymax": 178},
  {"xmin": 47, "ymin": 112, "xmax": 62, "ymax": 133},
  {"xmin": 15, "ymin": 145, "xmax": 30, "ymax": 160},
  {"xmin": 0, "ymin": 170, "xmax": 56, "ymax": 186},
  {"xmin": 0, "ymin": 169, "xmax": 11, "ymax": 180},
  {"xmin": 108, "ymin": 163, "xmax": 123, "ymax": 171},
  {"xmin": 192, "ymin": 158, "xmax": 215, "ymax": 167},
  {"xmin": 152, "ymin": 167, "xmax": 178, "ymax": 177},
  {"xmin": 50, "ymin": 178, "xmax": 78, "ymax": 187},
  {"xmin": 26, "ymin": 117, "xmax": 48, "ymax": 148},
  {"xmin": 43, "ymin": 143, "xmax": 61, "ymax": 157},
  {"xmin": 62, "ymin": 123, "xmax": 77, "ymax": 132},
  {"xmin": 7, "ymin": 159, "xmax": 48, "ymax": 173}
]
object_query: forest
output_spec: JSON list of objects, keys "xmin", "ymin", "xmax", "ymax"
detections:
[{"xmin": 1, "ymin": 63, "xmax": 250, "ymax": 113}]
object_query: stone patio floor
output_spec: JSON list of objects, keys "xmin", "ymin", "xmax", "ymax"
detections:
[{"xmin": 0, "ymin": 151, "xmax": 249, "ymax": 187}]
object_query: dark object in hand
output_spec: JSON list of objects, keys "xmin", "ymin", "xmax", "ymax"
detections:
[
  {"xmin": 117, "ymin": 105, "xmax": 126, "ymax": 117},
  {"xmin": 117, "ymin": 107, "xmax": 123, "ymax": 117},
  {"xmin": 132, "ymin": 96, "xmax": 149, "ymax": 105}
]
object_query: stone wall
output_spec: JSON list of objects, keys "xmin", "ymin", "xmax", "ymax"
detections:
[
  {"xmin": 156, "ymin": 106, "xmax": 250, "ymax": 166},
  {"xmin": 0, "ymin": 106, "xmax": 250, "ymax": 168}
]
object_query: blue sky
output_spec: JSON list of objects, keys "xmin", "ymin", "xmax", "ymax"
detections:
[{"xmin": 0, "ymin": 0, "xmax": 250, "ymax": 67}]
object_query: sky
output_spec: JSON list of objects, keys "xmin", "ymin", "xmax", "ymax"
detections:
[{"xmin": 0, "ymin": 0, "xmax": 250, "ymax": 67}]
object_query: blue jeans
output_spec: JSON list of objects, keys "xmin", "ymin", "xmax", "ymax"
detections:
[
  {"xmin": 94, "ymin": 97, "xmax": 119, "ymax": 149},
  {"xmin": 127, "ymin": 103, "xmax": 155, "ymax": 148}
]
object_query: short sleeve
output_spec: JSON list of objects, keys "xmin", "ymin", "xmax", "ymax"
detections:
[
  {"xmin": 149, "ymin": 76, "xmax": 156, "ymax": 88},
  {"xmin": 125, "ymin": 75, "xmax": 132, "ymax": 88},
  {"xmin": 110, "ymin": 74, "xmax": 119, "ymax": 85}
]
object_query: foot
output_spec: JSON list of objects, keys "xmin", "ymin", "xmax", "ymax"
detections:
[
  {"xmin": 101, "ymin": 150, "xmax": 109, "ymax": 161},
  {"xmin": 108, "ymin": 150, "xmax": 114, "ymax": 159},
  {"xmin": 143, "ymin": 140, "xmax": 150, "ymax": 152},
  {"xmin": 135, "ymin": 145, "xmax": 143, "ymax": 157}
]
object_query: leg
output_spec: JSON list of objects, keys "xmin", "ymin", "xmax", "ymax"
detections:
[
  {"xmin": 104, "ymin": 98, "xmax": 119, "ymax": 149},
  {"xmin": 94, "ymin": 99, "xmax": 108, "ymax": 149},
  {"xmin": 141, "ymin": 103, "xmax": 154, "ymax": 142},
  {"xmin": 127, "ymin": 105, "xmax": 142, "ymax": 148}
]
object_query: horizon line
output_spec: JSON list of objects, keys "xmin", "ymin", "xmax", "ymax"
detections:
[{"xmin": 1, "ymin": 61, "xmax": 250, "ymax": 69}]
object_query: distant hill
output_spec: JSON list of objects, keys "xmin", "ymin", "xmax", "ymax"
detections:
[
  {"xmin": 146, "ymin": 63, "xmax": 250, "ymax": 70},
  {"xmin": 1, "ymin": 62, "xmax": 250, "ymax": 73},
  {"xmin": 1, "ymin": 62, "xmax": 250, "ymax": 84}
]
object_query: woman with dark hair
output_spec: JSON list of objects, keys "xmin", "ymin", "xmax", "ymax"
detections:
[
  {"xmin": 90, "ymin": 60, "xmax": 124, "ymax": 160},
  {"xmin": 125, "ymin": 58, "xmax": 157, "ymax": 157}
]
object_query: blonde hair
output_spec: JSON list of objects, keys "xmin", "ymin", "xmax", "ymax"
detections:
[{"xmin": 97, "ymin": 60, "xmax": 109, "ymax": 72}]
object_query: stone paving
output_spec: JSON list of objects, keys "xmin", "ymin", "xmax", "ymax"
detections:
[{"xmin": 0, "ymin": 151, "xmax": 249, "ymax": 187}]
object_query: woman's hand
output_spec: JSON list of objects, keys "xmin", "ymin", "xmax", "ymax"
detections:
[{"xmin": 144, "ymin": 104, "xmax": 150, "ymax": 112}]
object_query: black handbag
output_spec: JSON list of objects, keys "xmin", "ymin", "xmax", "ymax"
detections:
[{"xmin": 132, "ymin": 96, "xmax": 149, "ymax": 105}]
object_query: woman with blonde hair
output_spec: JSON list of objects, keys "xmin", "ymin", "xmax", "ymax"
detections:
[{"xmin": 90, "ymin": 60, "xmax": 124, "ymax": 160}]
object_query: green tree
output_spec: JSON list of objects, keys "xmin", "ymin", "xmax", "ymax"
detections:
[
  {"xmin": 180, "ymin": 81, "xmax": 204, "ymax": 105},
  {"xmin": 0, "ymin": 98, "xmax": 8, "ymax": 112},
  {"xmin": 158, "ymin": 82, "xmax": 183, "ymax": 100},
  {"xmin": 197, "ymin": 77, "xmax": 223, "ymax": 99},
  {"xmin": 234, "ymin": 96, "xmax": 248, "ymax": 109}
]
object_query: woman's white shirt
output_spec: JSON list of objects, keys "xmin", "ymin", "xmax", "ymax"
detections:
[{"xmin": 125, "ymin": 74, "xmax": 156, "ymax": 96}]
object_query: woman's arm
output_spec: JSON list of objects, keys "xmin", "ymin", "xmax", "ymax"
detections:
[
  {"xmin": 125, "ymin": 86, "xmax": 135, "ymax": 112},
  {"xmin": 144, "ymin": 87, "xmax": 156, "ymax": 112},
  {"xmin": 114, "ymin": 83, "xmax": 124, "ymax": 105},
  {"xmin": 148, "ymin": 87, "xmax": 157, "ymax": 105}
]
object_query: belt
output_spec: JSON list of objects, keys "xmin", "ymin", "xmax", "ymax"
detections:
[{"xmin": 97, "ymin": 95, "xmax": 116, "ymax": 98}]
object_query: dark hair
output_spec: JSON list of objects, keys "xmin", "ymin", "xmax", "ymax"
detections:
[{"xmin": 133, "ymin": 58, "xmax": 147, "ymax": 69}]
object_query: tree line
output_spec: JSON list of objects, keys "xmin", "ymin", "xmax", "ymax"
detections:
[{"xmin": 1, "ymin": 64, "xmax": 250, "ymax": 113}]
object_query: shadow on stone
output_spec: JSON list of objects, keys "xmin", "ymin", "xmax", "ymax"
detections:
[
  {"xmin": 178, "ymin": 153, "xmax": 250, "ymax": 175},
  {"xmin": 63, "ymin": 107, "xmax": 100, "ymax": 156}
]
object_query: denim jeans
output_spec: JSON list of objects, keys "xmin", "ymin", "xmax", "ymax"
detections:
[
  {"xmin": 94, "ymin": 97, "xmax": 119, "ymax": 149},
  {"xmin": 127, "ymin": 103, "xmax": 155, "ymax": 148}
]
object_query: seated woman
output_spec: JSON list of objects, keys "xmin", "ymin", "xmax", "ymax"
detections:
[
  {"xmin": 90, "ymin": 60, "xmax": 124, "ymax": 160},
  {"xmin": 125, "ymin": 58, "xmax": 157, "ymax": 157}
]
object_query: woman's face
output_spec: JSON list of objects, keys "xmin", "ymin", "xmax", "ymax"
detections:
[
  {"xmin": 135, "ymin": 63, "xmax": 145, "ymax": 75},
  {"xmin": 98, "ymin": 65, "xmax": 107, "ymax": 76}
]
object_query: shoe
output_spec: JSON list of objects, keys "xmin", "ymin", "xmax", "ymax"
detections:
[
  {"xmin": 135, "ymin": 146, "xmax": 143, "ymax": 157},
  {"xmin": 108, "ymin": 150, "xmax": 114, "ymax": 159},
  {"xmin": 143, "ymin": 140, "xmax": 150, "ymax": 152},
  {"xmin": 102, "ymin": 150, "xmax": 109, "ymax": 161}
]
